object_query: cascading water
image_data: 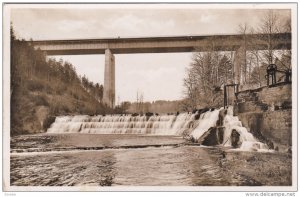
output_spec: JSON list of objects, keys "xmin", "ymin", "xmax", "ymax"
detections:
[
  {"xmin": 47, "ymin": 106, "xmax": 269, "ymax": 151},
  {"xmin": 47, "ymin": 113, "xmax": 197, "ymax": 135},
  {"xmin": 222, "ymin": 106, "xmax": 269, "ymax": 151},
  {"xmin": 189, "ymin": 109, "xmax": 221, "ymax": 139}
]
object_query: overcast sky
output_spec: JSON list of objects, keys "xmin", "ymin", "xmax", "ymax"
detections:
[{"xmin": 10, "ymin": 6, "xmax": 290, "ymax": 102}]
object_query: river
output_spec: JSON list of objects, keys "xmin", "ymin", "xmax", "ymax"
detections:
[{"xmin": 10, "ymin": 133, "xmax": 291, "ymax": 186}]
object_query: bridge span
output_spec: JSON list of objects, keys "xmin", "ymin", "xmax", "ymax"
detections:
[{"xmin": 30, "ymin": 33, "xmax": 291, "ymax": 108}]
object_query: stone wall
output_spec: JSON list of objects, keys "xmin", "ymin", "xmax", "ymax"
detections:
[{"xmin": 234, "ymin": 83, "xmax": 292, "ymax": 151}]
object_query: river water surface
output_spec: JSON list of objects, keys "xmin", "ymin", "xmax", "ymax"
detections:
[{"xmin": 10, "ymin": 133, "xmax": 291, "ymax": 186}]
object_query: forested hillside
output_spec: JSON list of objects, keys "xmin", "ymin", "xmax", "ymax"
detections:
[{"xmin": 10, "ymin": 27, "xmax": 110, "ymax": 135}]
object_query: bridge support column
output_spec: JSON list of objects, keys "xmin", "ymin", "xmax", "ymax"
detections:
[
  {"xmin": 233, "ymin": 46, "xmax": 246, "ymax": 89},
  {"xmin": 103, "ymin": 49, "xmax": 115, "ymax": 108}
]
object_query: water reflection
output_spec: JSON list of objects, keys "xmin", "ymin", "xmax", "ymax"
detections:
[
  {"xmin": 11, "ymin": 151, "xmax": 117, "ymax": 186},
  {"xmin": 11, "ymin": 146, "xmax": 261, "ymax": 186},
  {"xmin": 10, "ymin": 134, "xmax": 291, "ymax": 186}
]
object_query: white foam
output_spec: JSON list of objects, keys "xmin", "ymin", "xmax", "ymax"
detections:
[{"xmin": 223, "ymin": 106, "xmax": 269, "ymax": 151}]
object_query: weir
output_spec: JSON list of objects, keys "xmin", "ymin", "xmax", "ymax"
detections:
[{"xmin": 47, "ymin": 106, "xmax": 269, "ymax": 151}]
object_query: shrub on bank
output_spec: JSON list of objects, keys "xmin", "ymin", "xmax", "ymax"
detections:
[{"xmin": 43, "ymin": 115, "xmax": 56, "ymax": 131}]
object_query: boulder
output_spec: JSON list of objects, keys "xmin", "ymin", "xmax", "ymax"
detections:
[
  {"xmin": 200, "ymin": 127, "xmax": 224, "ymax": 146},
  {"xmin": 231, "ymin": 129, "xmax": 241, "ymax": 148},
  {"xmin": 145, "ymin": 112, "xmax": 154, "ymax": 117},
  {"xmin": 198, "ymin": 108, "xmax": 210, "ymax": 114}
]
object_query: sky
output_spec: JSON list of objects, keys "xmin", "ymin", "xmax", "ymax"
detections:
[{"xmin": 10, "ymin": 6, "xmax": 291, "ymax": 102}]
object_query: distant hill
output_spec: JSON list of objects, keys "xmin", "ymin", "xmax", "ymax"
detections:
[{"xmin": 10, "ymin": 27, "xmax": 111, "ymax": 135}]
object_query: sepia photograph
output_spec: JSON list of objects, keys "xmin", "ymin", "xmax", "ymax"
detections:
[{"xmin": 2, "ymin": 2, "xmax": 298, "ymax": 192}]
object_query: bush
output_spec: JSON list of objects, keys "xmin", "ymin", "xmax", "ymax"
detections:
[
  {"xmin": 50, "ymin": 101, "xmax": 71, "ymax": 115},
  {"xmin": 43, "ymin": 115, "xmax": 56, "ymax": 130},
  {"xmin": 55, "ymin": 84, "xmax": 67, "ymax": 95},
  {"xmin": 32, "ymin": 95, "xmax": 49, "ymax": 106},
  {"xmin": 27, "ymin": 80, "xmax": 44, "ymax": 91}
]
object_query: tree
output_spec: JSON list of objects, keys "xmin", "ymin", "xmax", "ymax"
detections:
[
  {"xmin": 237, "ymin": 23, "xmax": 249, "ymax": 84},
  {"xmin": 183, "ymin": 48, "xmax": 231, "ymax": 109},
  {"xmin": 98, "ymin": 84, "xmax": 104, "ymax": 102},
  {"xmin": 183, "ymin": 67, "xmax": 199, "ymax": 110},
  {"xmin": 259, "ymin": 10, "xmax": 281, "ymax": 65},
  {"xmin": 81, "ymin": 75, "xmax": 89, "ymax": 89},
  {"xmin": 113, "ymin": 101, "xmax": 131, "ymax": 114},
  {"xmin": 236, "ymin": 10, "xmax": 291, "ymax": 88}
]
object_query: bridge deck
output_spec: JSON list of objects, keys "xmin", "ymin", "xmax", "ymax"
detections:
[{"xmin": 30, "ymin": 33, "xmax": 291, "ymax": 55}]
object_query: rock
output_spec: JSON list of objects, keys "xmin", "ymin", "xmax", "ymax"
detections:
[
  {"xmin": 145, "ymin": 112, "xmax": 154, "ymax": 121},
  {"xmin": 189, "ymin": 136, "xmax": 197, "ymax": 143},
  {"xmin": 145, "ymin": 112, "xmax": 154, "ymax": 117},
  {"xmin": 198, "ymin": 108, "xmax": 210, "ymax": 114},
  {"xmin": 200, "ymin": 127, "xmax": 224, "ymax": 146},
  {"xmin": 200, "ymin": 127, "xmax": 218, "ymax": 146},
  {"xmin": 266, "ymin": 140, "xmax": 274, "ymax": 149},
  {"xmin": 221, "ymin": 151, "xmax": 226, "ymax": 159},
  {"xmin": 194, "ymin": 113, "xmax": 201, "ymax": 120},
  {"xmin": 231, "ymin": 129, "xmax": 241, "ymax": 148}
]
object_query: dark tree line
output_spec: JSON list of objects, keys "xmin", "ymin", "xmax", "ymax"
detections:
[{"xmin": 11, "ymin": 25, "xmax": 104, "ymax": 103}]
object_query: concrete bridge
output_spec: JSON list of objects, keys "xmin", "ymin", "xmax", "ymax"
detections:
[{"xmin": 31, "ymin": 33, "xmax": 291, "ymax": 108}]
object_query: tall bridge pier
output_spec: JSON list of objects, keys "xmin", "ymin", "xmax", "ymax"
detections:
[
  {"xmin": 104, "ymin": 49, "xmax": 115, "ymax": 108},
  {"xmin": 30, "ymin": 33, "xmax": 291, "ymax": 108}
]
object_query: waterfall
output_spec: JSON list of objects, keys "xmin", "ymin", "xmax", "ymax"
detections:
[
  {"xmin": 47, "ymin": 113, "xmax": 197, "ymax": 135},
  {"xmin": 222, "ymin": 106, "xmax": 268, "ymax": 151},
  {"xmin": 189, "ymin": 109, "xmax": 220, "ymax": 139},
  {"xmin": 47, "ymin": 106, "xmax": 269, "ymax": 151}
]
